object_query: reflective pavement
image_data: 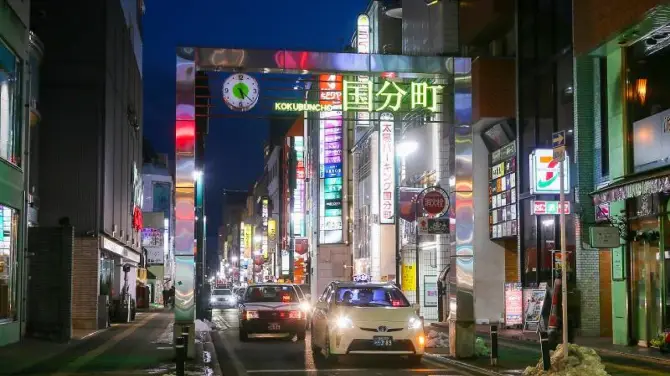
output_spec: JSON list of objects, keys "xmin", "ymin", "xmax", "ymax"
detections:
[{"xmin": 210, "ymin": 308, "xmax": 482, "ymax": 376}]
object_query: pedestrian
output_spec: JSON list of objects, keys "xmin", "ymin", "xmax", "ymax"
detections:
[
  {"xmin": 162, "ymin": 287, "xmax": 169, "ymax": 308},
  {"xmin": 170, "ymin": 285, "xmax": 176, "ymax": 309}
]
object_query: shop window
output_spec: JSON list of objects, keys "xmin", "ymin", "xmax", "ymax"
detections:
[
  {"xmin": 0, "ymin": 39, "xmax": 22, "ymax": 167},
  {"xmin": 0, "ymin": 205, "xmax": 19, "ymax": 322}
]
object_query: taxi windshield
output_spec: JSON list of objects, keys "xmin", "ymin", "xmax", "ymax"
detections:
[
  {"xmin": 245, "ymin": 286, "xmax": 298, "ymax": 303},
  {"xmin": 334, "ymin": 286, "xmax": 410, "ymax": 307}
]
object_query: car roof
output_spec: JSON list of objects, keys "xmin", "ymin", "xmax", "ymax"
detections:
[
  {"xmin": 332, "ymin": 281, "xmax": 396, "ymax": 288},
  {"xmin": 249, "ymin": 283, "xmax": 296, "ymax": 288}
]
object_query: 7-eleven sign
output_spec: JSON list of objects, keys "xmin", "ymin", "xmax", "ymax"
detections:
[{"xmin": 530, "ymin": 149, "xmax": 570, "ymax": 194}]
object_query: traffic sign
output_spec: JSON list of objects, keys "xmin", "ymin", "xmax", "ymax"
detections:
[
  {"xmin": 421, "ymin": 190, "xmax": 448, "ymax": 216},
  {"xmin": 552, "ymin": 131, "xmax": 566, "ymax": 162},
  {"xmin": 552, "ymin": 131, "xmax": 566, "ymax": 148}
]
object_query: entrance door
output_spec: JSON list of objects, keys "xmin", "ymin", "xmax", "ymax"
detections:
[{"xmin": 630, "ymin": 218, "xmax": 663, "ymax": 346}]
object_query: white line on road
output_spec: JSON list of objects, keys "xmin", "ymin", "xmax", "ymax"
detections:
[{"xmin": 246, "ymin": 369, "xmax": 463, "ymax": 374}]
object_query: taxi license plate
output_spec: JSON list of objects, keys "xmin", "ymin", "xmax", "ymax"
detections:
[
  {"xmin": 373, "ymin": 336, "xmax": 392, "ymax": 347},
  {"xmin": 268, "ymin": 323, "xmax": 281, "ymax": 331}
]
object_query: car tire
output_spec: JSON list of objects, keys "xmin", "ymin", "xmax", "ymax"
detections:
[
  {"xmin": 408, "ymin": 355, "xmax": 422, "ymax": 365},
  {"xmin": 310, "ymin": 328, "xmax": 320, "ymax": 353},
  {"xmin": 239, "ymin": 330, "xmax": 249, "ymax": 342},
  {"xmin": 324, "ymin": 331, "xmax": 339, "ymax": 363},
  {"xmin": 297, "ymin": 331, "xmax": 306, "ymax": 341}
]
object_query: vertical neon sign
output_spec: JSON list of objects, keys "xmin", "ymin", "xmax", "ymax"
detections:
[
  {"xmin": 262, "ymin": 198, "xmax": 269, "ymax": 258},
  {"xmin": 356, "ymin": 14, "xmax": 370, "ymax": 128},
  {"xmin": 319, "ymin": 75, "xmax": 344, "ymax": 244},
  {"xmin": 379, "ymin": 113, "xmax": 395, "ymax": 223},
  {"xmin": 293, "ymin": 136, "xmax": 305, "ymax": 237}
]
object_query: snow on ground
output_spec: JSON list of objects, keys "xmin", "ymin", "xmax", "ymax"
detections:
[
  {"xmin": 195, "ymin": 319, "xmax": 212, "ymax": 332},
  {"xmin": 152, "ymin": 321, "xmax": 174, "ymax": 344},
  {"xmin": 426, "ymin": 329, "xmax": 449, "ymax": 348}
]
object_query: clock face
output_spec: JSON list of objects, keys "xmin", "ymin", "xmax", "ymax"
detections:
[{"xmin": 222, "ymin": 73, "xmax": 259, "ymax": 112}]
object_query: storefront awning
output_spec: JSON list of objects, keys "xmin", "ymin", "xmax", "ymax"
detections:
[{"xmin": 590, "ymin": 168, "xmax": 670, "ymax": 205}]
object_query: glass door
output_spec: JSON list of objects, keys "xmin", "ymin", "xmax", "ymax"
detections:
[{"xmin": 630, "ymin": 217, "xmax": 662, "ymax": 346}]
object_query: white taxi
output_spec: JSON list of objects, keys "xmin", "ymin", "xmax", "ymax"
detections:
[
  {"xmin": 310, "ymin": 282, "xmax": 425, "ymax": 364},
  {"xmin": 238, "ymin": 284, "xmax": 308, "ymax": 341}
]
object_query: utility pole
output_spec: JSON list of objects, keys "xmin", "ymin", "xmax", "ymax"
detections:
[{"xmin": 552, "ymin": 130, "xmax": 569, "ymax": 360}]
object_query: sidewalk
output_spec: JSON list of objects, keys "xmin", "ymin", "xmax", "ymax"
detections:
[
  {"xmin": 427, "ymin": 322, "xmax": 670, "ymax": 376},
  {"xmin": 0, "ymin": 309, "xmax": 221, "ymax": 376}
]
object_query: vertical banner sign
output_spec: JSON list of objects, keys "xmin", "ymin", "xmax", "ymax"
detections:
[
  {"xmin": 244, "ymin": 224, "xmax": 252, "ymax": 258},
  {"xmin": 356, "ymin": 14, "xmax": 370, "ymax": 128},
  {"xmin": 262, "ymin": 198, "xmax": 269, "ymax": 258},
  {"xmin": 239, "ymin": 221, "xmax": 246, "ymax": 257},
  {"xmin": 319, "ymin": 75, "xmax": 344, "ymax": 244},
  {"xmin": 379, "ymin": 113, "xmax": 395, "ymax": 223},
  {"xmin": 293, "ymin": 136, "xmax": 306, "ymax": 236}
]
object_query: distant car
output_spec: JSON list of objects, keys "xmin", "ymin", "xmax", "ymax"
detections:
[
  {"xmin": 291, "ymin": 284, "xmax": 313, "ymax": 326},
  {"xmin": 238, "ymin": 284, "xmax": 307, "ymax": 341},
  {"xmin": 210, "ymin": 288, "xmax": 237, "ymax": 308},
  {"xmin": 310, "ymin": 281, "xmax": 425, "ymax": 364}
]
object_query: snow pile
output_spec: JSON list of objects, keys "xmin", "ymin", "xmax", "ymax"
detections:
[
  {"xmin": 152, "ymin": 321, "xmax": 174, "ymax": 344},
  {"xmin": 522, "ymin": 343, "xmax": 610, "ymax": 376},
  {"xmin": 426, "ymin": 330, "xmax": 449, "ymax": 348},
  {"xmin": 195, "ymin": 319, "xmax": 212, "ymax": 332}
]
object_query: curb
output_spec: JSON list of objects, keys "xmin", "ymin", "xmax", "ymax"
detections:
[
  {"xmin": 424, "ymin": 353, "xmax": 505, "ymax": 376},
  {"xmin": 198, "ymin": 331, "xmax": 224, "ymax": 376}
]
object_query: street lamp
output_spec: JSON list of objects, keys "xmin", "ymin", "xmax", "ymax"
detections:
[{"xmin": 396, "ymin": 140, "xmax": 419, "ymax": 158}]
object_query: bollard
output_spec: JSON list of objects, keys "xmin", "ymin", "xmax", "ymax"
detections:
[
  {"xmin": 538, "ymin": 331, "xmax": 551, "ymax": 371},
  {"xmin": 490, "ymin": 324, "xmax": 498, "ymax": 366},
  {"xmin": 175, "ymin": 335, "xmax": 185, "ymax": 376},
  {"xmin": 182, "ymin": 327, "xmax": 190, "ymax": 359}
]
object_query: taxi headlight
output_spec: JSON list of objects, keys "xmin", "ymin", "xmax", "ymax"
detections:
[
  {"xmin": 335, "ymin": 316, "xmax": 354, "ymax": 329},
  {"xmin": 299, "ymin": 301, "xmax": 311, "ymax": 312},
  {"xmin": 408, "ymin": 316, "xmax": 423, "ymax": 330},
  {"xmin": 210, "ymin": 297, "xmax": 217, "ymax": 303}
]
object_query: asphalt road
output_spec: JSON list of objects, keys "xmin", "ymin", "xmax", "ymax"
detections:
[{"xmin": 210, "ymin": 308, "xmax": 481, "ymax": 376}]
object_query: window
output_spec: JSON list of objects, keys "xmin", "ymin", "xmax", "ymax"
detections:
[
  {"xmin": 245, "ymin": 285, "xmax": 298, "ymax": 303},
  {"xmin": 334, "ymin": 286, "xmax": 410, "ymax": 307},
  {"xmin": 599, "ymin": 58, "xmax": 609, "ymax": 176},
  {"xmin": 0, "ymin": 205, "xmax": 19, "ymax": 321},
  {"xmin": 0, "ymin": 39, "xmax": 21, "ymax": 166}
]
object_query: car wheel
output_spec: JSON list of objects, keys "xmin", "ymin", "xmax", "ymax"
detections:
[
  {"xmin": 297, "ymin": 331, "xmax": 306, "ymax": 341},
  {"xmin": 324, "ymin": 331, "xmax": 339, "ymax": 363},
  {"xmin": 408, "ymin": 355, "xmax": 422, "ymax": 365},
  {"xmin": 239, "ymin": 330, "xmax": 249, "ymax": 342}
]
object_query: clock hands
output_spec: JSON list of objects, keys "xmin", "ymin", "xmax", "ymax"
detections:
[{"xmin": 237, "ymin": 87, "xmax": 247, "ymax": 99}]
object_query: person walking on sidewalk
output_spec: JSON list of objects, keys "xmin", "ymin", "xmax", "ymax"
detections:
[
  {"xmin": 170, "ymin": 285, "xmax": 176, "ymax": 309},
  {"xmin": 162, "ymin": 287, "xmax": 170, "ymax": 308}
]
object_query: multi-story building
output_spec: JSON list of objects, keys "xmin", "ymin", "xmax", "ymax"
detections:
[
  {"xmin": 30, "ymin": 0, "xmax": 144, "ymax": 331},
  {"xmin": 220, "ymin": 189, "xmax": 249, "ymax": 280},
  {"xmin": 142, "ymin": 154, "xmax": 174, "ymax": 305},
  {"xmin": 574, "ymin": 0, "xmax": 670, "ymax": 347},
  {"xmin": 0, "ymin": 0, "xmax": 31, "ymax": 347},
  {"xmin": 282, "ymin": 117, "xmax": 306, "ymax": 283}
]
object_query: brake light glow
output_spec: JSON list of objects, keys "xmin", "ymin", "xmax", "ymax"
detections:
[
  {"xmin": 288, "ymin": 311, "xmax": 302, "ymax": 319},
  {"xmin": 391, "ymin": 300, "xmax": 402, "ymax": 307}
]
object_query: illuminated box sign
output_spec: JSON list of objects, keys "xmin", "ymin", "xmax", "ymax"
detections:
[
  {"xmin": 342, "ymin": 79, "xmax": 443, "ymax": 113},
  {"xmin": 490, "ymin": 141, "xmax": 517, "ymax": 240},
  {"xmin": 531, "ymin": 200, "xmax": 571, "ymax": 215},
  {"xmin": 529, "ymin": 149, "xmax": 570, "ymax": 194},
  {"xmin": 379, "ymin": 113, "xmax": 395, "ymax": 224},
  {"xmin": 244, "ymin": 224, "xmax": 252, "ymax": 258},
  {"xmin": 293, "ymin": 136, "xmax": 306, "ymax": 237},
  {"xmin": 319, "ymin": 111, "xmax": 344, "ymax": 243},
  {"xmin": 274, "ymin": 102, "xmax": 333, "ymax": 112},
  {"xmin": 319, "ymin": 74, "xmax": 343, "ymax": 105},
  {"xmin": 240, "ymin": 221, "xmax": 246, "ymax": 255}
]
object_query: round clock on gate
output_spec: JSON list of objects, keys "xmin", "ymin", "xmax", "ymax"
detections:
[{"xmin": 222, "ymin": 73, "xmax": 259, "ymax": 111}]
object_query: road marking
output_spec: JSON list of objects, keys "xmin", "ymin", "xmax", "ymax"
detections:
[
  {"xmin": 423, "ymin": 357, "xmax": 476, "ymax": 376},
  {"xmin": 246, "ymin": 369, "xmax": 460, "ymax": 374},
  {"xmin": 217, "ymin": 331, "xmax": 247, "ymax": 376},
  {"xmin": 52, "ymin": 313, "xmax": 158, "ymax": 375}
]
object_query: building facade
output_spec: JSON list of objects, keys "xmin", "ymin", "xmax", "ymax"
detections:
[
  {"xmin": 31, "ymin": 0, "xmax": 144, "ymax": 331},
  {"xmin": 574, "ymin": 0, "xmax": 670, "ymax": 346},
  {"xmin": 0, "ymin": 0, "xmax": 31, "ymax": 347}
]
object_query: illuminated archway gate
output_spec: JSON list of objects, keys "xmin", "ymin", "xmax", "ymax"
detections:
[{"xmin": 175, "ymin": 47, "xmax": 474, "ymax": 356}]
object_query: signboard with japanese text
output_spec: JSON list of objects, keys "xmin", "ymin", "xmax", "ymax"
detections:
[
  {"xmin": 240, "ymin": 221, "xmax": 246, "ymax": 256},
  {"xmin": 531, "ymin": 200, "xmax": 571, "ymax": 215},
  {"xmin": 319, "ymin": 74, "xmax": 343, "ymax": 105},
  {"xmin": 342, "ymin": 79, "xmax": 443, "ymax": 113},
  {"xmin": 401, "ymin": 263, "xmax": 416, "ymax": 292},
  {"xmin": 244, "ymin": 224, "xmax": 252, "ymax": 258},
  {"xmin": 141, "ymin": 228, "xmax": 163, "ymax": 247},
  {"xmin": 379, "ymin": 113, "xmax": 395, "ymax": 224},
  {"xmin": 417, "ymin": 217, "xmax": 450, "ymax": 234},
  {"xmin": 262, "ymin": 198, "xmax": 269, "ymax": 258},
  {"xmin": 490, "ymin": 141, "xmax": 517, "ymax": 239},
  {"xmin": 293, "ymin": 136, "xmax": 306, "ymax": 236},
  {"xmin": 146, "ymin": 247, "xmax": 164, "ymax": 265},
  {"xmin": 424, "ymin": 275, "xmax": 438, "ymax": 307},
  {"xmin": 504, "ymin": 282, "xmax": 523, "ymax": 326}
]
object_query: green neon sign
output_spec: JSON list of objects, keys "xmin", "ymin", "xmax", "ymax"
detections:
[
  {"xmin": 274, "ymin": 102, "xmax": 334, "ymax": 112},
  {"xmin": 342, "ymin": 79, "xmax": 443, "ymax": 113}
]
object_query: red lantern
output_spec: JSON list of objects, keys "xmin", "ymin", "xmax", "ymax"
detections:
[
  {"xmin": 132, "ymin": 207, "xmax": 143, "ymax": 230},
  {"xmin": 295, "ymin": 238, "xmax": 308, "ymax": 255},
  {"xmin": 253, "ymin": 255, "xmax": 264, "ymax": 266}
]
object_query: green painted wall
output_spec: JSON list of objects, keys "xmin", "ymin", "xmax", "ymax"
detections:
[
  {"xmin": 0, "ymin": 0, "xmax": 29, "ymax": 347},
  {"xmin": 606, "ymin": 49, "xmax": 629, "ymax": 346}
]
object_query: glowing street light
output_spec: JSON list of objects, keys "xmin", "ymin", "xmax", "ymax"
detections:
[
  {"xmin": 396, "ymin": 140, "xmax": 419, "ymax": 157},
  {"xmin": 192, "ymin": 170, "xmax": 203, "ymax": 181}
]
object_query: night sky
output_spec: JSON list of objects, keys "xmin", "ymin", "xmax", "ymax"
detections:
[{"xmin": 142, "ymin": 0, "xmax": 367, "ymax": 247}]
